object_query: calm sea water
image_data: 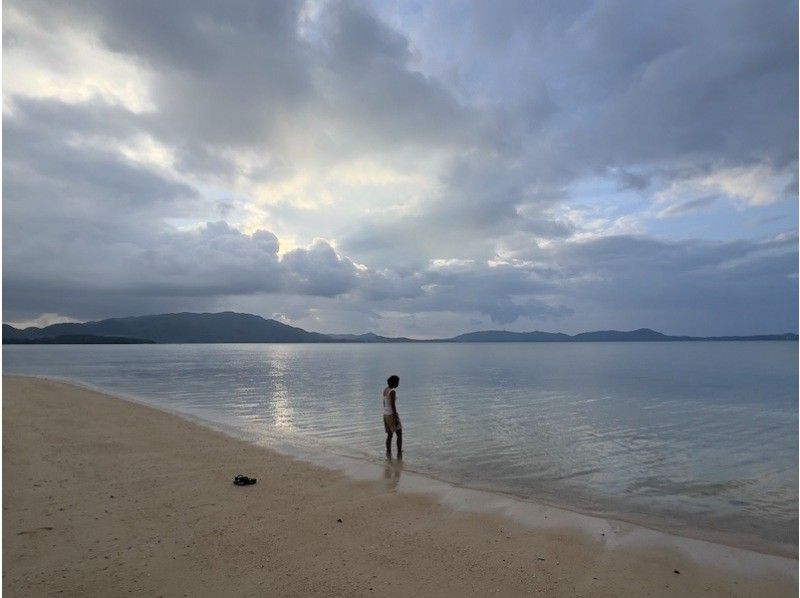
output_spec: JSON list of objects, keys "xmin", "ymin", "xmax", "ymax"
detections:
[{"xmin": 4, "ymin": 342, "xmax": 797, "ymax": 551}]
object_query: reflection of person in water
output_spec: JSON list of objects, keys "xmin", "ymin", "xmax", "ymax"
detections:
[
  {"xmin": 383, "ymin": 457, "xmax": 402, "ymax": 491},
  {"xmin": 382, "ymin": 375, "xmax": 402, "ymax": 458}
]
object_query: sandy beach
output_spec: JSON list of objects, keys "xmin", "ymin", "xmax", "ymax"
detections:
[{"xmin": 3, "ymin": 376, "xmax": 796, "ymax": 597}]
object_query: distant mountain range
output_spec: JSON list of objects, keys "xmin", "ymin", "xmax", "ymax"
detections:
[
  {"xmin": 2, "ymin": 312, "xmax": 797, "ymax": 344},
  {"xmin": 326, "ymin": 332, "xmax": 415, "ymax": 343},
  {"xmin": 5, "ymin": 334, "xmax": 155, "ymax": 345},
  {"xmin": 2, "ymin": 312, "xmax": 329, "ymax": 344},
  {"xmin": 448, "ymin": 329, "xmax": 799, "ymax": 342}
]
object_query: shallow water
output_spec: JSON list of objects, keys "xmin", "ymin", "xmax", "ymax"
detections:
[{"xmin": 4, "ymin": 342, "xmax": 797, "ymax": 551}]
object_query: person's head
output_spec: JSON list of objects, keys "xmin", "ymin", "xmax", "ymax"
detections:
[{"xmin": 387, "ymin": 375, "xmax": 400, "ymax": 388}]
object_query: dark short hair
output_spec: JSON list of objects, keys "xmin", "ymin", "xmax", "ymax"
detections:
[{"xmin": 387, "ymin": 375, "xmax": 400, "ymax": 388}]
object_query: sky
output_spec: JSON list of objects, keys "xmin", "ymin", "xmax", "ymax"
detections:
[{"xmin": 2, "ymin": 0, "xmax": 798, "ymax": 337}]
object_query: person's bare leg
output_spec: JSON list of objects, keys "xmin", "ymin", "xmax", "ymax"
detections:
[
  {"xmin": 396, "ymin": 430, "xmax": 402, "ymax": 457},
  {"xmin": 385, "ymin": 431, "xmax": 393, "ymax": 456}
]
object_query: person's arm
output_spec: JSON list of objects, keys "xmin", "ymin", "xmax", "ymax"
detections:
[{"xmin": 389, "ymin": 390, "xmax": 399, "ymax": 424}]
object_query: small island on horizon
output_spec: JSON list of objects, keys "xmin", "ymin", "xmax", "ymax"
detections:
[{"xmin": 3, "ymin": 311, "xmax": 797, "ymax": 344}]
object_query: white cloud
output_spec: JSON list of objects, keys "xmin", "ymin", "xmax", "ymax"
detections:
[
  {"xmin": 2, "ymin": 4, "xmax": 154, "ymax": 112},
  {"xmin": 5, "ymin": 313, "xmax": 81, "ymax": 329},
  {"xmin": 656, "ymin": 163, "xmax": 795, "ymax": 209}
]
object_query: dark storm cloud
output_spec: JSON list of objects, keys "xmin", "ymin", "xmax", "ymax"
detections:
[
  {"xmin": 280, "ymin": 239, "xmax": 359, "ymax": 297},
  {"xmin": 530, "ymin": 233, "xmax": 798, "ymax": 334},
  {"xmin": 408, "ymin": 261, "xmax": 572, "ymax": 324},
  {"xmin": 3, "ymin": 98, "xmax": 194, "ymax": 216},
  {"xmin": 315, "ymin": 1, "xmax": 477, "ymax": 153},
  {"xmin": 129, "ymin": 223, "xmax": 358, "ymax": 299},
  {"xmin": 349, "ymin": 231, "xmax": 791, "ymax": 331},
  {"xmin": 1, "ymin": 94, "xmax": 366, "ymax": 320},
  {"xmin": 4, "ymin": 217, "xmax": 361, "ymax": 316},
  {"xmin": 76, "ymin": 0, "xmax": 309, "ymax": 149}
]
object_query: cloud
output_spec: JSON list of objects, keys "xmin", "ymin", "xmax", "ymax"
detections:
[
  {"xmin": 281, "ymin": 239, "xmax": 359, "ymax": 297},
  {"xmin": 14, "ymin": 0, "xmax": 477, "ymax": 180},
  {"xmin": 656, "ymin": 163, "xmax": 795, "ymax": 211},
  {"xmin": 2, "ymin": 0, "xmax": 797, "ymax": 336},
  {"xmin": 412, "ymin": 259, "xmax": 573, "ymax": 324},
  {"xmin": 658, "ymin": 196, "xmax": 717, "ymax": 218},
  {"xmin": 545, "ymin": 233, "xmax": 798, "ymax": 331},
  {"xmin": 5, "ymin": 313, "xmax": 81, "ymax": 330},
  {"xmin": 3, "ymin": 96, "xmax": 196, "ymax": 222}
]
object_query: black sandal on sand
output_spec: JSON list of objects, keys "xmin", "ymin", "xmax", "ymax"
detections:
[{"xmin": 233, "ymin": 474, "xmax": 257, "ymax": 486}]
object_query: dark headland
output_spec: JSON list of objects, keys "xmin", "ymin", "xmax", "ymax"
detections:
[{"xmin": 2, "ymin": 312, "xmax": 797, "ymax": 344}]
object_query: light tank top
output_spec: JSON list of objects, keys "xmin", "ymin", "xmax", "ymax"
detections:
[{"xmin": 383, "ymin": 387, "xmax": 396, "ymax": 415}]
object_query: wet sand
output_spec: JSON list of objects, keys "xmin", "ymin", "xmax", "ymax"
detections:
[{"xmin": 3, "ymin": 376, "xmax": 796, "ymax": 597}]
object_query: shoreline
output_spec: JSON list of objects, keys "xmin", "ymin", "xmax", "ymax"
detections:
[
  {"xmin": 6, "ymin": 372, "xmax": 796, "ymax": 560},
  {"xmin": 3, "ymin": 375, "xmax": 797, "ymax": 596},
  {"xmin": 6, "ymin": 373, "xmax": 798, "ymax": 561}
]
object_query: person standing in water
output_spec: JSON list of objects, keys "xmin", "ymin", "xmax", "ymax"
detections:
[{"xmin": 383, "ymin": 375, "xmax": 402, "ymax": 458}]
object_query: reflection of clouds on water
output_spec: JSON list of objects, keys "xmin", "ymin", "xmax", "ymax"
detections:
[
  {"xmin": 266, "ymin": 347, "xmax": 296, "ymax": 433},
  {"xmin": 271, "ymin": 387, "xmax": 295, "ymax": 432}
]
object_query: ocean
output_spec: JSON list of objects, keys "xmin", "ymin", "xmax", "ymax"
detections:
[{"xmin": 4, "ymin": 341, "xmax": 797, "ymax": 553}]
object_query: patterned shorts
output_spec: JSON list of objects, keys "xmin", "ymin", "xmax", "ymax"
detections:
[{"xmin": 383, "ymin": 413, "xmax": 402, "ymax": 433}]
